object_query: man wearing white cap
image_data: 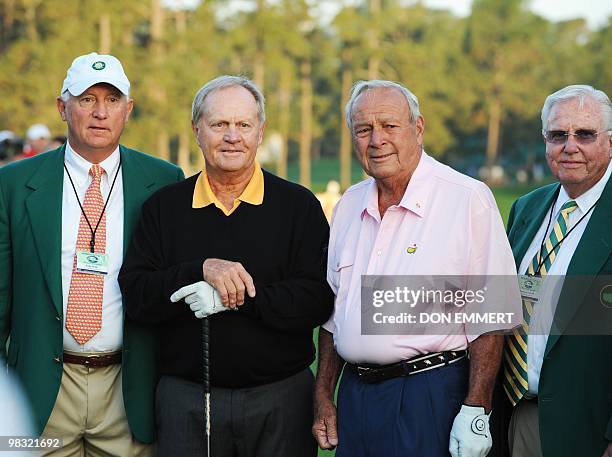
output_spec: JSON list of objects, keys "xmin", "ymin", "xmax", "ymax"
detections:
[
  {"xmin": 0, "ymin": 52, "xmax": 184, "ymax": 456},
  {"xmin": 23, "ymin": 123, "xmax": 52, "ymax": 158}
]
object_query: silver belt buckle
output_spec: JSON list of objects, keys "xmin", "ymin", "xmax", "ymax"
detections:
[{"xmin": 356, "ymin": 366, "xmax": 371, "ymax": 377}]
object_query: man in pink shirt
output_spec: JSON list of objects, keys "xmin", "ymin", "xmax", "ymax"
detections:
[{"xmin": 312, "ymin": 80, "xmax": 521, "ymax": 457}]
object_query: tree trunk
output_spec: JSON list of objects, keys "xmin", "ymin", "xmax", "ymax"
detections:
[
  {"xmin": 122, "ymin": 28, "xmax": 134, "ymax": 47},
  {"xmin": 158, "ymin": 130, "xmax": 170, "ymax": 162},
  {"xmin": 340, "ymin": 53, "xmax": 352, "ymax": 190},
  {"xmin": 254, "ymin": 52, "xmax": 264, "ymax": 90},
  {"xmin": 230, "ymin": 56, "xmax": 241, "ymax": 74},
  {"xmin": 3, "ymin": 0, "xmax": 15, "ymax": 30},
  {"xmin": 175, "ymin": 9, "xmax": 186, "ymax": 33},
  {"xmin": 299, "ymin": 59, "xmax": 312, "ymax": 188},
  {"xmin": 175, "ymin": 8, "xmax": 189, "ymax": 172},
  {"xmin": 195, "ymin": 141, "xmax": 205, "ymax": 172},
  {"xmin": 151, "ymin": 0, "xmax": 168, "ymax": 160},
  {"xmin": 2, "ymin": 0, "xmax": 16, "ymax": 47},
  {"xmin": 368, "ymin": 0, "xmax": 380, "ymax": 79},
  {"xmin": 486, "ymin": 98, "xmax": 501, "ymax": 167},
  {"xmin": 24, "ymin": 0, "xmax": 39, "ymax": 41},
  {"xmin": 178, "ymin": 126, "xmax": 191, "ymax": 175},
  {"xmin": 254, "ymin": 0, "xmax": 265, "ymax": 88},
  {"xmin": 368, "ymin": 56, "xmax": 380, "ymax": 80},
  {"xmin": 151, "ymin": 0, "xmax": 164, "ymax": 58},
  {"xmin": 99, "ymin": 14, "xmax": 111, "ymax": 54},
  {"xmin": 277, "ymin": 65, "xmax": 291, "ymax": 179}
]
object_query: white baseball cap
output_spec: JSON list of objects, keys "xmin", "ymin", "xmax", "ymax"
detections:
[
  {"xmin": 26, "ymin": 124, "xmax": 51, "ymax": 141},
  {"xmin": 61, "ymin": 52, "xmax": 130, "ymax": 96},
  {"xmin": 0, "ymin": 130, "xmax": 15, "ymax": 142}
]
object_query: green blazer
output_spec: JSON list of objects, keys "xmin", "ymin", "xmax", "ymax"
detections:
[
  {"xmin": 0, "ymin": 145, "xmax": 184, "ymax": 443},
  {"xmin": 504, "ymin": 178, "xmax": 612, "ymax": 456}
]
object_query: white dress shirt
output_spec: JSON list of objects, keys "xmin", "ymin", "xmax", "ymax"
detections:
[
  {"xmin": 519, "ymin": 162, "xmax": 612, "ymax": 395},
  {"xmin": 61, "ymin": 142, "xmax": 124, "ymax": 352}
]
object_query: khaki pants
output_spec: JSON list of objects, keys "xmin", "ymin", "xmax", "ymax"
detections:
[
  {"xmin": 39, "ymin": 360, "xmax": 151, "ymax": 457},
  {"xmin": 508, "ymin": 399, "xmax": 543, "ymax": 457}
]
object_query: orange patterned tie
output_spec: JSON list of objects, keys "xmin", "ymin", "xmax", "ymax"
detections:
[{"xmin": 65, "ymin": 164, "xmax": 106, "ymax": 345}]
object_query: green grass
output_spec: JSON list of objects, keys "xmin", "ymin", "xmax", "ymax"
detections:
[
  {"xmin": 492, "ymin": 183, "xmax": 542, "ymax": 225},
  {"xmin": 310, "ymin": 181, "xmax": 538, "ymax": 456},
  {"xmin": 285, "ymin": 157, "xmax": 366, "ymax": 193}
]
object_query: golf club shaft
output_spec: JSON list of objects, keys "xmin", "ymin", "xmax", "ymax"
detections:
[{"xmin": 202, "ymin": 318, "xmax": 210, "ymax": 456}]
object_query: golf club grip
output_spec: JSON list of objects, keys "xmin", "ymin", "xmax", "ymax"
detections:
[
  {"xmin": 202, "ymin": 318, "xmax": 210, "ymax": 393},
  {"xmin": 202, "ymin": 318, "xmax": 211, "ymax": 455}
]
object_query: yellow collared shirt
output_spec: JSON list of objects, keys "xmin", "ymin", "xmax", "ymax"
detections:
[{"xmin": 192, "ymin": 162, "xmax": 264, "ymax": 216}]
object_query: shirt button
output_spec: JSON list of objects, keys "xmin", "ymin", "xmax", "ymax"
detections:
[
  {"xmin": 377, "ymin": 250, "xmax": 382, "ymax": 256},
  {"xmin": 53, "ymin": 357, "xmax": 61, "ymax": 363},
  {"xmin": 56, "ymin": 315, "xmax": 61, "ymax": 321}
]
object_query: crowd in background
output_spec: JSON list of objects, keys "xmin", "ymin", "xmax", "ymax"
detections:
[{"xmin": 0, "ymin": 124, "xmax": 65, "ymax": 165}]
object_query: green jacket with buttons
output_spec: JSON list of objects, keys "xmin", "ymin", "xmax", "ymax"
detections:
[
  {"xmin": 0, "ymin": 145, "xmax": 184, "ymax": 443},
  {"xmin": 493, "ymin": 178, "xmax": 612, "ymax": 457}
]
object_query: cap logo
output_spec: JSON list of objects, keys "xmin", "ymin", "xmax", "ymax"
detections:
[
  {"xmin": 92, "ymin": 61, "xmax": 106, "ymax": 70},
  {"xmin": 601, "ymin": 285, "xmax": 612, "ymax": 309}
]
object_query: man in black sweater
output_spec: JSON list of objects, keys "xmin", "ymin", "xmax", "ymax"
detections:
[{"xmin": 119, "ymin": 75, "xmax": 334, "ymax": 457}]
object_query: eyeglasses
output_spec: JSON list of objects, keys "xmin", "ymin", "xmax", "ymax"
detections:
[{"xmin": 542, "ymin": 129, "xmax": 611, "ymax": 145}]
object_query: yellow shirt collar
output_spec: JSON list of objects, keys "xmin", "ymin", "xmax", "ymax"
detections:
[{"xmin": 192, "ymin": 161, "xmax": 264, "ymax": 216}]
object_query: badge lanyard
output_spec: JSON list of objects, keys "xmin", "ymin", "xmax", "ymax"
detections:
[
  {"xmin": 532, "ymin": 188, "xmax": 600, "ymax": 276},
  {"xmin": 518, "ymin": 189, "xmax": 600, "ymax": 310},
  {"xmin": 63, "ymin": 156, "xmax": 122, "ymax": 253}
]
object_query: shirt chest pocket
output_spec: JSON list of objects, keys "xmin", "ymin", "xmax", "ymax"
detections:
[{"xmin": 330, "ymin": 249, "xmax": 356, "ymax": 305}]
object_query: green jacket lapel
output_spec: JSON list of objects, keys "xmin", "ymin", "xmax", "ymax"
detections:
[
  {"xmin": 120, "ymin": 146, "xmax": 155, "ymax": 255},
  {"xmin": 545, "ymin": 177, "xmax": 612, "ymax": 356},
  {"xmin": 24, "ymin": 147, "xmax": 65, "ymax": 315},
  {"xmin": 511, "ymin": 184, "xmax": 560, "ymax": 269}
]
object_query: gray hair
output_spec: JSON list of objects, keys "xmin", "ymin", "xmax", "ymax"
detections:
[
  {"xmin": 59, "ymin": 88, "xmax": 130, "ymax": 102},
  {"xmin": 191, "ymin": 75, "xmax": 266, "ymax": 124},
  {"xmin": 541, "ymin": 84, "xmax": 612, "ymax": 131},
  {"xmin": 345, "ymin": 80, "xmax": 421, "ymax": 132}
]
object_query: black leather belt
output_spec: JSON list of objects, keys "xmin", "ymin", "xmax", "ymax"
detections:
[
  {"xmin": 347, "ymin": 350, "xmax": 468, "ymax": 384},
  {"xmin": 63, "ymin": 351, "xmax": 122, "ymax": 368}
]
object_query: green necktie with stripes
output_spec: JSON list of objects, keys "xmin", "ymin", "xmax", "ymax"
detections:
[{"xmin": 503, "ymin": 200, "xmax": 578, "ymax": 405}]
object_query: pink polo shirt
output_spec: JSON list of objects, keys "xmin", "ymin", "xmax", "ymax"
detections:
[{"xmin": 323, "ymin": 152, "xmax": 521, "ymax": 364}]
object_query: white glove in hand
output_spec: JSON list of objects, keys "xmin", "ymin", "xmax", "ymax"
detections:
[
  {"xmin": 449, "ymin": 405, "xmax": 492, "ymax": 457},
  {"xmin": 170, "ymin": 281, "xmax": 226, "ymax": 319}
]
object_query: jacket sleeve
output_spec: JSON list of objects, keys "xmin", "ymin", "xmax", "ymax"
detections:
[
  {"xmin": 0, "ymin": 174, "xmax": 11, "ymax": 358},
  {"xmin": 506, "ymin": 199, "xmax": 518, "ymax": 234},
  {"xmin": 238, "ymin": 194, "xmax": 334, "ymax": 332},
  {"xmin": 119, "ymin": 192, "xmax": 204, "ymax": 324}
]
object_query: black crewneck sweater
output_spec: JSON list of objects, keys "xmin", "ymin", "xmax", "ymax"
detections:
[{"xmin": 119, "ymin": 170, "xmax": 334, "ymax": 387}]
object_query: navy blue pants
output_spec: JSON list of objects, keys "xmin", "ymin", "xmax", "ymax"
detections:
[{"xmin": 336, "ymin": 358, "xmax": 469, "ymax": 457}]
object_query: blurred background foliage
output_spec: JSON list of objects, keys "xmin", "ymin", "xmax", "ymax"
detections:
[{"xmin": 0, "ymin": 0, "xmax": 610, "ymax": 190}]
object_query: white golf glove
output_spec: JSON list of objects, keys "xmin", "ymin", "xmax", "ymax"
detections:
[
  {"xmin": 170, "ymin": 281, "xmax": 226, "ymax": 319},
  {"xmin": 449, "ymin": 405, "xmax": 492, "ymax": 457}
]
